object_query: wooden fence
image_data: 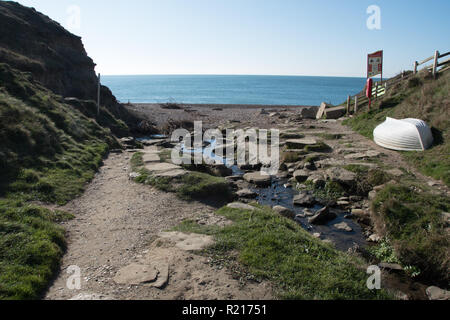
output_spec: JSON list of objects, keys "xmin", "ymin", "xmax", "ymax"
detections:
[{"xmin": 345, "ymin": 50, "xmax": 449, "ymax": 114}]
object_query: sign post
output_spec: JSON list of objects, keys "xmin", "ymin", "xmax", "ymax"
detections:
[
  {"xmin": 367, "ymin": 50, "xmax": 383, "ymax": 82},
  {"xmin": 97, "ymin": 73, "xmax": 101, "ymax": 116}
]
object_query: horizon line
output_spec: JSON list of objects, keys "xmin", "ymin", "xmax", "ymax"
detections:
[{"xmin": 100, "ymin": 73, "xmax": 386, "ymax": 79}]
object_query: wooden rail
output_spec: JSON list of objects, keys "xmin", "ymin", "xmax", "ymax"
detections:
[{"xmin": 345, "ymin": 49, "xmax": 449, "ymax": 113}]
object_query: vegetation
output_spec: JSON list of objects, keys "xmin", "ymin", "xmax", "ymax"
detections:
[
  {"xmin": 130, "ymin": 152, "xmax": 234, "ymax": 201},
  {"xmin": 175, "ymin": 204, "xmax": 391, "ymax": 299},
  {"xmin": 0, "ymin": 64, "xmax": 127, "ymax": 299},
  {"xmin": 344, "ymin": 69, "xmax": 450, "ymax": 186},
  {"xmin": 371, "ymin": 183, "xmax": 449, "ymax": 285}
]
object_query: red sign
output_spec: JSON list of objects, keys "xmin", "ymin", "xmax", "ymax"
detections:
[{"xmin": 367, "ymin": 50, "xmax": 383, "ymax": 79}]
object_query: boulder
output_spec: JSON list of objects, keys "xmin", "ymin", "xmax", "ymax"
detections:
[
  {"xmin": 272, "ymin": 206, "xmax": 295, "ymax": 219},
  {"xmin": 293, "ymin": 192, "xmax": 316, "ymax": 207},
  {"xmin": 293, "ymin": 169, "xmax": 310, "ymax": 183},
  {"xmin": 316, "ymin": 102, "xmax": 329, "ymax": 119},
  {"xmin": 300, "ymin": 106, "xmax": 318, "ymax": 119},
  {"xmin": 286, "ymin": 138, "xmax": 317, "ymax": 149},
  {"xmin": 324, "ymin": 106, "xmax": 346, "ymax": 119},
  {"xmin": 426, "ymin": 286, "xmax": 450, "ymax": 300},
  {"xmin": 237, "ymin": 189, "xmax": 258, "ymax": 199},
  {"xmin": 308, "ymin": 206, "xmax": 337, "ymax": 225},
  {"xmin": 243, "ymin": 172, "xmax": 272, "ymax": 187},
  {"xmin": 325, "ymin": 167, "xmax": 357, "ymax": 189},
  {"xmin": 208, "ymin": 164, "xmax": 233, "ymax": 177}
]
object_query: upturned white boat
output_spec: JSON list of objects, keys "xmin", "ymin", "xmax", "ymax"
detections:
[{"xmin": 373, "ymin": 117, "xmax": 434, "ymax": 151}]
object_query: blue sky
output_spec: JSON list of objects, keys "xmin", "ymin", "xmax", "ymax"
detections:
[{"xmin": 10, "ymin": 0, "xmax": 450, "ymax": 77}]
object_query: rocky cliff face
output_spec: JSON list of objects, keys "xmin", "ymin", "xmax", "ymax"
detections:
[{"xmin": 0, "ymin": 1, "xmax": 147, "ymax": 133}]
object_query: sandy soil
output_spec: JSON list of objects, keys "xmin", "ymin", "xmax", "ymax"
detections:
[{"xmin": 45, "ymin": 149, "xmax": 273, "ymax": 300}]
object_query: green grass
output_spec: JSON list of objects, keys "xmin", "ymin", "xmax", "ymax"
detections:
[
  {"xmin": 343, "ymin": 69, "xmax": 450, "ymax": 186},
  {"xmin": 175, "ymin": 204, "xmax": 391, "ymax": 300},
  {"xmin": 0, "ymin": 64, "xmax": 127, "ymax": 299},
  {"xmin": 0, "ymin": 200, "xmax": 73, "ymax": 299},
  {"xmin": 130, "ymin": 152, "xmax": 234, "ymax": 201},
  {"xmin": 371, "ymin": 183, "xmax": 449, "ymax": 285}
]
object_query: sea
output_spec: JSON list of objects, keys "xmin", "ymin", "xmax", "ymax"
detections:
[{"xmin": 101, "ymin": 75, "xmax": 367, "ymax": 106}]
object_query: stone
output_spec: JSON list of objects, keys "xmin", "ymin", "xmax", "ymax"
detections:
[
  {"xmin": 299, "ymin": 106, "xmax": 318, "ymax": 119},
  {"xmin": 142, "ymin": 153, "xmax": 160, "ymax": 163},
  {"xmin": 368, "ymin": 234, "xmax": 382, "ymax": 242},
  {"xmin": 113, "ymin": 263, "xmax": 158, "ymax": 285},
  {"xmin": 227, "ymin": 202, "xmax": 256, "ymax": 211},
  {"xmin": 426, "ymin": 286, "xmax": 450, "ymax": 300},
  {"xmin": 286, "ymin": 138, "xmax": 318, "ymax": 149},
  {"xmin": 308, "ymin": 206, "xmax": 337, "ymax": 225},
  {"xmin": 70, "ymin": 293, "xmax": 114, "ymax": 300},
  {"xmin": 208, "ymin": 164, "xmax": 233, "ymax": 177},
  {"xmin": 333, "ymin": 222, "xmax": 353, "ymax": 232},
  {"xmin": 129, "ymin": 172, "xmax": 141, "ymax": 180},
  {"xmin": 243, "ymin": 172, "xmax": 272, "ymax": 187},
  {"xmin": 351, "ymin": 209, "xmax": 366, "ymax": 215},
  {"xmin": 272, "ymin": 206, "xmax": 295, "ymax": 219},
  {"xmin": 312, "ymin": 233, "xmax": 321, "ymax": 239},
  {"xmin": 387, "ymin": 168, "xmax": 404, "ymax": 177},
  {"xmin": 158, "ymin": 232, "xmax": 215, "ymax": 251},
  {"xmin": 325, "ymin": 167, "xmax": 357, "ymax": 188},
  {"xmin": 306, "ymin": 173, "xmax": 326, "ymax": 187},
  {"xmin": 154, "ymin": 169, "xmax": 187, "ymax": 178},
  {"xmin": 303, "ymin": 162, "xmax": 316, "ymax": 171},
  {"xmin": 303, "ymin": 208, "xmax": 316, "ymax": 217},
  {"xmin": 293, "ymin": 192, "xmax": 316, "ymax": 207},
  {"xmin": 316, "ymin": 102, "xmax": 329, "ymax": 120},
  {"xmin": 337, "ymin": 200, "xmax": 350, "ymax": 207},
  {"xmin": 145, "ymin": 162, "xmax": 182, "ymax": 172},
  {"xmin": 368, "ymin": 190, "xmax": 377, "ymax": 200},
  {"xmin": 324, "ymin": 106, "xmax": 346, "ymax": 119},
  {"xmin": 293, "ymin": 169, "xmax": 310, "ymax": 183},
  {"xmin": 237, "ymin": 189, "xmax": 258, "ymax": 199}
]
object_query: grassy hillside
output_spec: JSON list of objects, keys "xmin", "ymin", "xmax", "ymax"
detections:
[
  {"xmin": 343, "ymin": 69, "xmax": 450, "ymax": 285},
  {"xmin": 344, "ymin": 69, "xmax": 449, "ymax": 186},
  {"xmin": 0, "ymin": 63, "xmax": 124, "ymax": 299}
]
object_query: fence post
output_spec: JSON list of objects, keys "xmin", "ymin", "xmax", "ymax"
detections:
[
  {"xmin": 432, "ymin": 50, "xmax": 440, "ymax": 78},
  {"xmin": 97, "ymin": 73, "xmax": 101, "ymax": 116},
  {"xmin": 346, "ymin": 95, "xmax": 350, "ymax": 115},
  {"xmin": 354, "ymin": 96, "xmax": 358, "ymax": 114},
  {"xmin": 414, "ymin": 61, "xmax": 418, "ymax": 74}
]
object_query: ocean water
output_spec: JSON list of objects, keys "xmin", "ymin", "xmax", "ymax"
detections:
[{"xmin": 102, "ymin": 75, "xmax": 367, "ymax": 106}]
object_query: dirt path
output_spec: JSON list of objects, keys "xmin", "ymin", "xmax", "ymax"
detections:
[{"xmin": 45, "ymin": 149, "xmax": 272, "ymax": 300}]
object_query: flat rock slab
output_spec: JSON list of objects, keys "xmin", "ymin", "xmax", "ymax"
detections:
[
  {"xmin": 426, "ymin": 286, "xmax": 450, "ymax": 300},
  {"xmin": 286, "ymin": 138, "xmax": 318, "ymax": 149},
  {"xmin": 70, "ymin": 293, "xmax": 115, "ymax": 300},
  {"xmin": 272, "ymin": 205, "xmax": 295, "ymax": 219},
  {"xmin": 227, "ymin": 202, "xmax": 257, "ymax": 211},
  {"xmin": 145, "ymin": 162, "xmax": 182, "ymax": 172},
  {"xmin": 154, "ymin": 169, "xmax": 187, "ymax": 178},
  {"xmin": 142, "ymin": 153, "xmax": 160, "ymax": 163},
  {"xmin": 113, "ymin": 263, "xmax": 158, "ymax": 285},
  {"xmin": 243, "ymin": 172, "xmax": 272, "ymax": 187},
  {"xmin": 387, "ymin": 168, "xmax": 404, "ymax": 177},
  {"xmin": 237, "ymin": 188, "xmax": 258, "ymax": 199},
  {"xmin": 293, "ymin": 192, "xmax": 316, "ymax": 207},
  {"xmin": 158, "ymin": 232, "xmax": 215, "ymax": 251}
]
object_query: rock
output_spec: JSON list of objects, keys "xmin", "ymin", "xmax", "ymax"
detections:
[
  {"xmin": 293, "ymin": 169, "xmax": 310, "ymax": 183},
  {"xmin": 308, "ymin": 206, "xmax": 336, "ymax": 225},
  {"xmin": 286, "ymin": 138, "xmax": 318, "ymax": 149},
  {"xmin": 273, "ymin": 206, "xmax": 295, "ymax": 219},
  {"xmin": 324, "ymin": 106, "xmax": 346, "ymax": 119},
  {"xmin": 154, "ymin": 169, "xmax": 187, "ymax": 178},
  {"xmin": 260, "ymin": 109, "xmax": 269, "ymax": 115},
  {"xmin": 237, "ymin": 189, "xmax": 258, "ymax": 199},
  {"xmin": 208, "ymin": 164, "xmax": 233, "ymax": 177},
  {"xmin": 333, "ymin": 222, "xmax": 353, "ymax": 232},
  {"xmin": 351, "ymin": 209, "xmax": 366, "ymax": 215},
  {"xmin": 337, "ymin": 200, "xmax": 350, "ymax": 207},
  {"xmin": 303, "ymin": 208, "xmax": 316, "ymax": 217},
  {"xmin": 312, "ymin": 233, "xmax": 321, "ymax": 239},
  {"xmin": 145, "ymin": 162, "xmax": 182, "ymax": 172},
  {"xmin": 299, "ymin": 106, "xmax": 318, "ymax": 119},
  {"xmin": 306, "ymin": 173, "xmax": 326, "ymax": 187},
  {"xmin": 378, "ymin": 263, "xmax": 403, "ymax": 272},
  {"xmin": 70, "ymin": 293, "xmax": 114, "ymax": 300},
  {"xmin": 142, "ymin": 153, "xmax": 160, "ymax": 163},
  {"xmin": 227, "ymin": 202, "xmax": 256, "ymax": 211},
  {"xmin": 269, "ymin": 112, "xmax": 280, "ymax": 117},
  {"xmin": 368, "ymin": 234, "xmax": 382, "ymax": 242},
  {"xmin": 129, "ymin": 172, "xmax": 141, "ymax": 180},
  {"xmin": 387, "ymin": 168, "xmax": 404, "ymax": 177},
  {"xmin": 426, "ymin": 286, "xmax": 450, "ymax": 300},
  {"xmin": 225, "ymin": 175, "xmax": 243, "ymax": 182},
  {"xmin": 113, "ymin": 263, "xmax": 158, "ymax": 285},
  {"xmin": 315, "ymin": 102, "xmax": 329, "ymax": 120},
  {"xmin": 243, "ymin": 172, "xmax": 272, "ymax": 187},
  {"xmin": 303, "ymin": 162, "xmax": 316, "ymax": 171},
  {"xmin": 368, "ymin": 190, "xmax": 377, "ymax": 200},
  {"xmin": 325, "ymin": 167, "xmax": 357, "ymax": 189},
  {"xmin": 293, "ymin": 192, "xmax": 316, "ymax": 207},
  {"xmin": 158, "ymin": 232, "xmax": 215, "ymax": 251}
]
